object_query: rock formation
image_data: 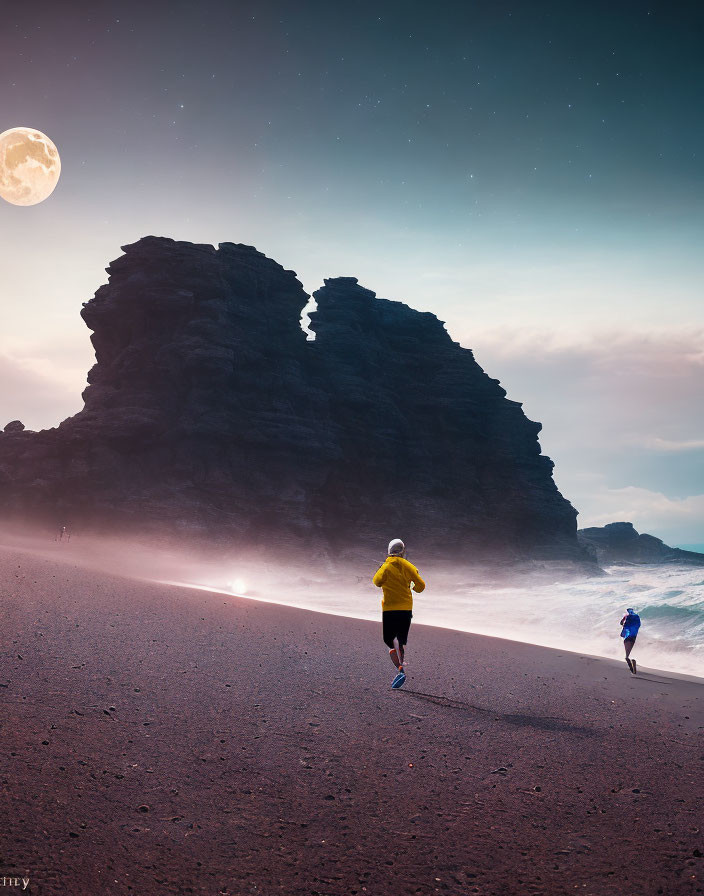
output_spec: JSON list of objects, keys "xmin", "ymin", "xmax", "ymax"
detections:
[
  {"xmin": 0, "ymin": 236, "xmax": 590, "ymax": 563},
  {"xmin": 308, "ymin": 277, "xmax": 581, "ymax": 559},
  {"xmin": 578, "ymin": 522, "xmax": 704, "ymax": 566}
]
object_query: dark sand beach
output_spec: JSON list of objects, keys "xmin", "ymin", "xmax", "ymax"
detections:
[{"xmin": 1, "ymin": 543, "xmax": 702, "ymax": 896}]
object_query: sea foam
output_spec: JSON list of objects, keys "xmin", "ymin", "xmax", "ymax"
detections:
[
  {"xmin": 417, "ymin": 564, "xmax": 704, "ymax": 677},
  {"xmin": 172, "ymin": 562, "xmax": 704, "ymax": 678}
]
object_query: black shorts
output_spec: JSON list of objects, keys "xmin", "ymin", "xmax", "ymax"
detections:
[
  {"xmin": 624, "ymin": 636, "xmax": 637, "ymax": 646},
  {"xmin": 382, "ymin": 610, "xmax": 412, "ymax": 649}
]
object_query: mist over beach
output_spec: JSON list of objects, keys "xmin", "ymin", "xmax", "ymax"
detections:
[{"xmin": 6, "ymin": 526, "xmax": 704, "ymax": 678}]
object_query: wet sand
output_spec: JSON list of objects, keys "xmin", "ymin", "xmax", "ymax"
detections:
[{"xmin": 1, "ymin": 544, "xmax": 702, "ymax": 895}]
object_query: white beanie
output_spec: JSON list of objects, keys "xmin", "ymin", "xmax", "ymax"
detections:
[{"xmin": 388, "ymin": 538, "xmax": 405, "ymax": 556}]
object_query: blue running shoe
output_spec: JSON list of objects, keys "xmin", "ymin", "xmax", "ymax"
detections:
[{"xmin": 391, "ymin": 671, "xmax": 406, "ymax": 689}]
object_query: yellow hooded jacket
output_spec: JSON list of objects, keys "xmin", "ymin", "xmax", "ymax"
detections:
[{"xmin": 373, "ymin": 556, "xmax": 426, "ymax": 611}]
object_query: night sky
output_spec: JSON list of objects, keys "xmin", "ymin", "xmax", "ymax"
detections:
[{"xmin": 1, "ymin": 1, "xmax": 703, "ymax": 543}]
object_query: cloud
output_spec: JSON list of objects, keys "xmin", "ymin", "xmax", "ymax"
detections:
[
  {"xmin": 640, "ymin": 437, "xmax": 704, "ymax": 453},
  {"xmin": 575, "ymin": 483, "xmax": 704, "ymax": 543},
  {"xmin": 0, "ymin": 353, "xmax": 83, "ymax": 431},
  {"xmin": 469, "ymin": 326, "xmax": 704, "ymax": 446},
  {"xmin": 466, "ymin": 327, "xmax": 704, "ymax": 542},
  {"xmin": 467, "ymin": 325, "xmax": 704, "ymax": 370}
]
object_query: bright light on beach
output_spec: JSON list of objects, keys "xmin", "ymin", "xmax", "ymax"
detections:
[{"xmin": 230, "ymin": 578, "xmax": 247, "ymax": 594}]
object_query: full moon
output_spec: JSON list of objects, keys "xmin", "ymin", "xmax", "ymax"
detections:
[{"xmin": 0, "ymin": 127, "xmax": 61, "ymax": 206}]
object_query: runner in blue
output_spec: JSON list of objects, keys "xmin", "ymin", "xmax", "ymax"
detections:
[{"xmin": 620, "ymin": 607, "xmax": 641, "ymax": 674}]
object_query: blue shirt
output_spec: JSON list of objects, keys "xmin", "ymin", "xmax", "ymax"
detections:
[{"xmin": 621, "ymin": 612, "xmax": 641, "ymax": 639}]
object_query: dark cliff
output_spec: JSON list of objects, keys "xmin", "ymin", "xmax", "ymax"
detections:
[
  {"xmin": 578, "ymin": 522, "xmax": 704, "ymax": 566},
  {"xmin": 0, "ymin": 236, "xmax": 588, "ymax": 563},
  {"xmin": 308, "ymin": 277, "xmax": 580, "ymax": 558}
]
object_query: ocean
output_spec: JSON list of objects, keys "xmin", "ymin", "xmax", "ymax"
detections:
[
  {"xmin": 417, "ymin": 564, "xmax": 704, "ymax": 678},
  {"xmin": 168, "ymin": 561, "xmax": 704, "ymax": 679}
]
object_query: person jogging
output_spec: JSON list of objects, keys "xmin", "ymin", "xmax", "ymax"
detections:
[
  {"xmin": 620, "ymin": 607, "xmax": 641, "ymax": 674},
  {"xmin": 373, "ymin": 538, "xmax": 425, "ymax": 689}
]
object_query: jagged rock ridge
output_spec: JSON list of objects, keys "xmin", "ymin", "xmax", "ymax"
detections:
[{"xmin": 0, "ymin": 236, "xmax": 586, "ymax": 561}]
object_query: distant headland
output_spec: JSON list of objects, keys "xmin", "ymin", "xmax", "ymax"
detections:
[{"xmin": 578, "ymin": 522, "xmax": 704, "ymax": 566}]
